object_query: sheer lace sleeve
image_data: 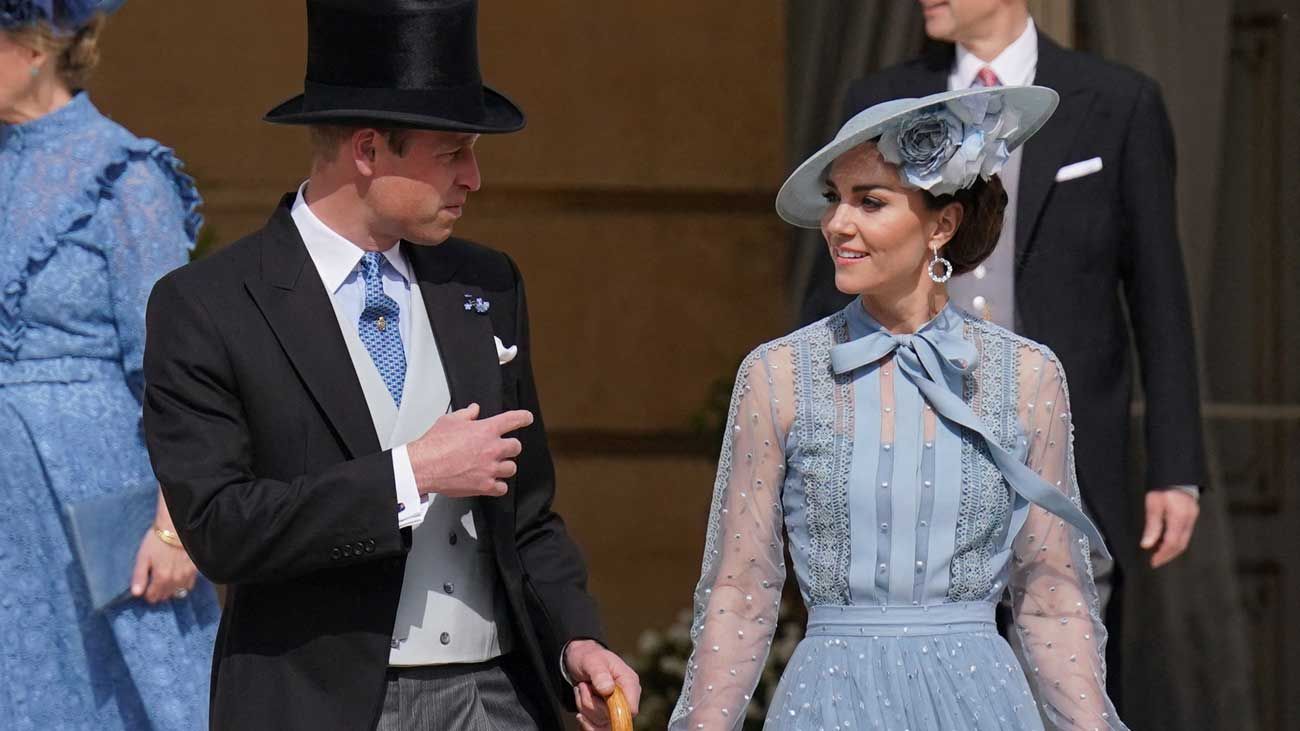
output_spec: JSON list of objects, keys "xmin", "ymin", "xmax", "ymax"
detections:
[
  {"xmin": 1011, "ymin": 347, "xmax": 1127, "ymax": 730},
  {"xmin": 670, "ymin": 344, "xmax": 795, "ymax": 730}
]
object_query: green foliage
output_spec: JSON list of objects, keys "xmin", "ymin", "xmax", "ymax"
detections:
[
  {"xmin": 627, "ymin": 596, "xmax": 807, "ymax": 730},
  {"xmin": 688, "ymin": 372, "xmax": 738, "ymax": 458}
]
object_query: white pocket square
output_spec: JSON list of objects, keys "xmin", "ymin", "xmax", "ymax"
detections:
[
  {"xmin": 1055, "ymin": 157, "xmax": 1103, "ymax": 182},
  {"xmin": 494, "ymin": 336, "xmax": 517, "ymax": 366}
]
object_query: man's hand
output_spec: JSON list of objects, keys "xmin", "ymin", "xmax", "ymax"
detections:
[
  {"xmin": 407, "ymin": 403, "xmax": 533, "ymax": 498},
  {"xmin": 1141, "ymin": 488, "xmax": 1200, "ymax": 568},
  {"xmin": 565, "ymin": 640, "xmax": 641, "ymax": 731}
]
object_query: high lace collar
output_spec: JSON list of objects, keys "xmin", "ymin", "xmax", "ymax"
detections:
[
  {"xmin": 832, "ymin": 297, "xmax": 974, "ymax": 377},
  {"xmin": 0, "ymin": 91, "xmax": 99, "ymax": 150}
]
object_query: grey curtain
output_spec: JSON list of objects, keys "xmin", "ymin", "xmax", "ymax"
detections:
[
  {"xmin": 1076, "ymin": 2, "xmax": 1260, "ymax": 729},
  {"xmin": 785, "ymin": 2, "xmax": 924, "ymax": 319}
]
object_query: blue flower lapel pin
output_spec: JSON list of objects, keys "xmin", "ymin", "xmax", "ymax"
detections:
[{"xmin": 463, "ymin": 294, "xmax": 490, "ymax": 314}]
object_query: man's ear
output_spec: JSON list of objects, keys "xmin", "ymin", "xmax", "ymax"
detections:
[{"xmin": 352, "ymin": 129, "xmax": 378, "ymax": 176}]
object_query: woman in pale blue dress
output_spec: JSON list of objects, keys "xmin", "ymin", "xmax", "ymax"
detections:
[
  {"xmin": 0, "ymin": 2, "xmax": 218, "ymax": 728},
  {"xmin": 672, "ymin": 87, "xmax": 1127, "ymax": 730}
]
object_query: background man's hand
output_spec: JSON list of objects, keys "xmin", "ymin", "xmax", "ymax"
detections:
[
  {"xmin": 1141, "ymin": 488, "xmax": 1200, "ymax": 568},
  {"xmin": 407, "ymin": 403, "xmax": 532, "ymax": 498},
  {"xmin": 565, "ymin": 640, "xmax": 641, "ymax": 731}
]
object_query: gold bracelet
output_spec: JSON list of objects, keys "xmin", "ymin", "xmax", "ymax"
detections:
[{"xmin": 154, "ymin": 526, "xmax": 184, "ymax": 549}]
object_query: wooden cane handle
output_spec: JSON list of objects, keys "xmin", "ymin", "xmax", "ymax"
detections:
[{"xmin": 606, "ymin": 685, "xmax": 634, "ymax": 731}]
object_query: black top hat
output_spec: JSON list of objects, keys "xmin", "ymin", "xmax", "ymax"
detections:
[{"xmin": 264, "ymin": 0, "xmax": 524, "ymax": 133}]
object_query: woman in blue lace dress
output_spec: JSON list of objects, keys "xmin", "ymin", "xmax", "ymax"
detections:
[
  {"xmin": 672, "ymin": 87, "xmax": 1127, "ymax": 730},
  {"xmin": 0, "ymin": 2, "xmax": 218, "ymax": 728}
]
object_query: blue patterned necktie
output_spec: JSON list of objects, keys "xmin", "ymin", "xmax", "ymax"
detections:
[{"xmin": 357, "ymin": 251, "xmax": 406, "ymax": 407}]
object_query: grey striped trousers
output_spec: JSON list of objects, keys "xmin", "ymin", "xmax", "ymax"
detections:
[{"xmin": 375, "ymin": 659, "xmax": 542, "ymax": 731}]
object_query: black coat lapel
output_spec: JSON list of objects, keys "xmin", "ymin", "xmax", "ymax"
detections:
[
  {"xmin": 1016, "ymin": 36, "xmax": 1096, "ymax": 269},
  {"xmin": 407, "ymin": 244, "xmax": 503, "ymax": 419},
  {"xmin": 913, "ymin": 40, "xmax": 954, "ymax": 96},
  {"xmin": 407, "ymin": 243, "xmax": 505, "ymax": 545},
  {"xmin": 244, "ymin": 196, "xmax": 380, "ymax": 459}
]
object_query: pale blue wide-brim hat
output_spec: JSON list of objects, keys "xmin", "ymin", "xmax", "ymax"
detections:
[{"xmin": 776, "ymin": 86, "xmax": 1059, "ymax": 228}]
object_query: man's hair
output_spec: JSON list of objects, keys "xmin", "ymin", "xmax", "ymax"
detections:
[{"xmin": 308, "ymin": 125, "xmax": 412, "ymax": 162}]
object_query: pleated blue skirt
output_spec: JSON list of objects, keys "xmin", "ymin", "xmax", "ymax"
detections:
[{"xmin": 766, "ymin": 602, "xmax": 1044, "ymax": 730}]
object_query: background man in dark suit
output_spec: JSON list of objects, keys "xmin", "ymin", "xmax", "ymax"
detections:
[
  {"xmin": 142, "ymin": 2, "xmax": 638, "ymax": 729},
  {"xmin": 802, "ymin": 0, "xmax": 1208, "ymax": 703}
]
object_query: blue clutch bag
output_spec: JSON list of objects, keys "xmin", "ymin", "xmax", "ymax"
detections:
[{"xmin": 62, "ymin": 483, "xmax": 158, "ymax": 611}]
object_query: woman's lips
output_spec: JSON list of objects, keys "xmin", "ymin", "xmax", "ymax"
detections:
[{"xmin": 833, "ymin": 245, "xmax": 869, "ymax": 264}]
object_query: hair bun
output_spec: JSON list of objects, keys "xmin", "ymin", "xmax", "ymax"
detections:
[
  {"xmin": 927, "ymin": 175, "xmax": 1008, "ymax": 277},
  {"xmin": 58, "ymin": 14, "xmax": 104, "ymax": 87}
]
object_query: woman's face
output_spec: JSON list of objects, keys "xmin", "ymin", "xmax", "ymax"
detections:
[
  {"xmin": 0, "ymin": 31, "xmax": 41, "ymax": 118},
  {"xmin": 819, "ymin": 142, "xmax": 959, "ymax": 298}
]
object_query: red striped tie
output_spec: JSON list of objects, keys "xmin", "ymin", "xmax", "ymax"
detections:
[{"xmin": 975, "ymin": 66, "xmax": 1001, "ymax": 87}]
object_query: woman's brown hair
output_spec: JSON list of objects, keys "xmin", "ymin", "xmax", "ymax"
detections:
[{"xmin": 922, "ymin": 175, "xmax": 1008, "ymax": 276}]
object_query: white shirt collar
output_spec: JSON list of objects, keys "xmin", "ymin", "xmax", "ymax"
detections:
[
  {"xmin": 290, "ymin": 182, "xmax": 411, "ymax": 295},
  {"xmin": 951, "ymin": 16, "xmax": 1039, "ymax": 89}
]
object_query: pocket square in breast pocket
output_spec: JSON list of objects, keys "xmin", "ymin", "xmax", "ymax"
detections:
[
  {"xmin": 1055, "ymin": 157, "xmax": 1103, "ymax": 182},
  {"xmin": 494, "ymin": 336, "xmax": 517, "ymax": 366}
]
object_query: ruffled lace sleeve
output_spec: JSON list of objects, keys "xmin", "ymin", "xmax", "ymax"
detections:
[
  {"xmin": 670, "ymin": 344, "xmax": 794, "ymax": 731},
  {"xmin": 93, "ymin": 145, "xmax": 202, "ymax": 401},
  {"xmin": 1011, "ymin": 346, "xmax": 1127, "ymax": 730}
]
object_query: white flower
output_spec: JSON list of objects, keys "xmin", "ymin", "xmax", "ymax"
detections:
[{"xmin": 637, "ymin": 629, "xmax": 664, "ymax": 655}]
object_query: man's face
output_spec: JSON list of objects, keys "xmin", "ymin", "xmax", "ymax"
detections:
[
  {"xmin": 364, "ymin": 129, "xmax": 482, "ymax": 246},
  {"xmin": 917, "ymin": 0, "xmax": 1006, "ymax": 42}
]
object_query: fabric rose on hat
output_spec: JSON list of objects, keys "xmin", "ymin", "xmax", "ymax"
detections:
[
  {"xmin": 876, "ymin": 107, "xmax": 964, "ymax": 193},
  {"xmin": 878, "ymin": 93, "xmax": 1022, "ymax": 196}
]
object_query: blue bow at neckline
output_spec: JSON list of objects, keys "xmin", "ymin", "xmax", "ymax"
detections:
[
  {"xmin": 830, "ymin": 300, "xmax": 1110, "ymax": 560},
  {"xmin": 830, "ymin": 304, "xmax": 978, "ymax": 381}
]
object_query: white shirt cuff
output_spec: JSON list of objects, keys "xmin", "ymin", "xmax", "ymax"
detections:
[
  {"xmin": 560, "ymin": 640, "xmax": 575, "ymax": 686},
  {"xmin": 393, "ymin": 444, "xmax": 428, "ymax": 529},
  {"xmin": 1170, "ymin": 484, "xmax": 1201, "ymax": 499},
  {"xmin": 560, "ymin": 638, "xmax": 608, "ymax": 687}
]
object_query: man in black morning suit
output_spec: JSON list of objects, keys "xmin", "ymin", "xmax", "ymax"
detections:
[
  {"xmin": 803, "ymin": 0, "xmax": 1208, "ymax": 705},
  {"xmin": 141, "ymin": 1, "xmax": 639, "ymax": 729}
]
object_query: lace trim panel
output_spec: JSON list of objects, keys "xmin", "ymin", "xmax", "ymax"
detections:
[
  {"xmin": 949, "ymin": 314, "xmax": 1018, "ymax": 602},
  {"xmin": 794, "ymin": 312, "xmax": 854, "ymax": 606}
]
